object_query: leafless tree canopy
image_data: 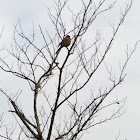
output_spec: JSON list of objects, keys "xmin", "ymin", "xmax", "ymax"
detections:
[{"xmin": 0, "ymin": 0, "xmax": 138, "ymax": 140}]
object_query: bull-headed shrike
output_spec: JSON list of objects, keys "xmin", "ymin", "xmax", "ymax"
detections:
[{"xmin": 56, "ymin": 35, "xmax": 71, "ymax": 54}]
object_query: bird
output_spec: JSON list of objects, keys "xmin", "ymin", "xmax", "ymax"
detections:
[{"xmin": 56, "ymin": 35, "xmax": 71, "ymax": 54}]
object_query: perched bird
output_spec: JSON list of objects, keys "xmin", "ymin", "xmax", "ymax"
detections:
[{"xmin": 56, "ymin": 35, "xmax": 71, "ymax": 54}]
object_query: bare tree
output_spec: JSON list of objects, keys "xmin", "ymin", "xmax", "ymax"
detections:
[{"xmin": 0, "ymin": 0, "xmax": 138, "ymax": 140}]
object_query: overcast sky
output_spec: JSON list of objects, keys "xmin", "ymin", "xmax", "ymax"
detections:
[{"xmin": 0, "ymin": 0, "xmax": 140, "ymax": 140}]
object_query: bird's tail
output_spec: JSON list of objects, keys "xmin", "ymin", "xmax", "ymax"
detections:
[{"xmin": 55, "ymin": 47, "xmax": 62, "ymax": 55}]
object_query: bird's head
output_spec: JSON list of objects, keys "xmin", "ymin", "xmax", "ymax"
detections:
[{"xmin": 66, "ymin": 35, "xmax": 70, "ymax": 38}]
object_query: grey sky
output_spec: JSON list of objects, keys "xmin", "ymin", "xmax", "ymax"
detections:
[{"xmin": 0, "ymin": 0, "xmax": 140, "ymax": 140}]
